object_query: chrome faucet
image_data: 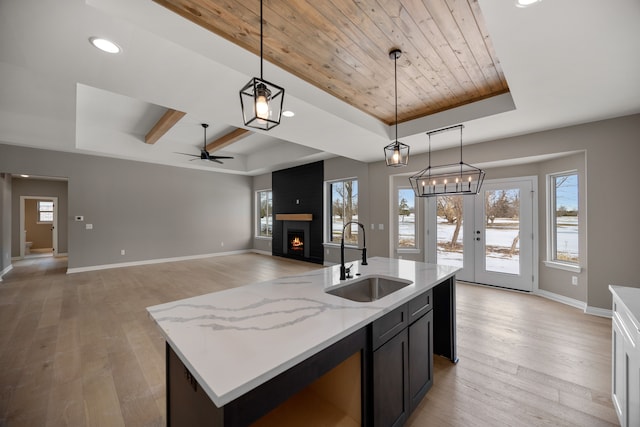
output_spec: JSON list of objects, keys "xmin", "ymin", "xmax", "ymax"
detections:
[{"xmin": 340, "ymin": 221, "xmax": 368, "ymax": 280}]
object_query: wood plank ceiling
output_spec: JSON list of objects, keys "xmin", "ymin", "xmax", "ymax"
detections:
[{"xmin": 153, "ymin": 0, "xmax": 509, "ymax": 125}]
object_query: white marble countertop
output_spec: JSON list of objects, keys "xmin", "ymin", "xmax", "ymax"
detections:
[
  {"xmin": 610, "ymin": 285, "xmax": 640, "ymax": 332},
  {"xmin": 147, "ymin": 257, "xmax": 459, "ymax": 407}
]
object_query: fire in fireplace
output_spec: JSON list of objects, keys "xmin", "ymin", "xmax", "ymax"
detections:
[{"xmin": 288, "ymin": 230, "xmax": 305, "ymax": 253}]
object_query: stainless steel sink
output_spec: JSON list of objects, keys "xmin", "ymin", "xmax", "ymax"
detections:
[{"xmin": 326, "ymin": 276, "xmax": 413, "ymax": 302}]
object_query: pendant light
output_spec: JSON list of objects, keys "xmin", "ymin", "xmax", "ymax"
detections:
[
  {"xmin": 239, "ymin": 0, "xmax": 285, "ymax": 131},
  {"xmin": 384, "ymin": 49, "xmax": 410, "ymax": 167},
  {"xmin": 409, "ymin": 124, "xmax": 485, "ymax": 197}
]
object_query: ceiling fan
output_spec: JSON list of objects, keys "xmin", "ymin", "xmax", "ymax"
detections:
[{"xmin": 177, "ymin": 123, "xmax": 234, "ymax": 164}]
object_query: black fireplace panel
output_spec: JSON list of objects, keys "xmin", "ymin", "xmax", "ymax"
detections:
[{"xmin": 272, "ymin": 161, "xmax": 323, "ymax": 264}]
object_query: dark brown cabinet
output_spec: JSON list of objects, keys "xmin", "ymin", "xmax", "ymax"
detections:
[
  {"xmin": 408, "ymin": 310, "xmax": 433, "ymax": 412},
  {"xmin": 373, "ymin": 328, "xmax": 409, "ymax": 427},
  {"xmin": 371, "ymin": 289, "xmax": 434, "ymax": 427}
]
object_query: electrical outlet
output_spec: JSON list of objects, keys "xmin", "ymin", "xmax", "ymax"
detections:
[
  {"xmin": 75, "ymin": 215, "xmax": 84, "ymax": 221},
  {"xmin": 85, "ymin": 224, "xmax": 93, "ymax": 230},
  {"xmin": 370, "ymin": 223, "xmax": 374, "ymax": 230},
  {"xmin": 571, "ymin": 276, "xmax": 578, "ymax": 285},
  {"xmin": 121, "ymin": 249, "xmax": 125, "ymax": 256},
  {"xmin": 378, "ymin": 224, "xmax": 384, "ymax": 230}
]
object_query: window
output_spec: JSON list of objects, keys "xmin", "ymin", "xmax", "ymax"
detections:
[
  {"xmin": 397, "ymin": 188, "xmax": 416, "ymax": 248},
  {"xmin": 38, "ymin": 200, "xmax": 54, "ymax": 223},
  {"xmin": 328, "ymin": 179, "xmax": 358, "ymax": 244},
  {"xmin": 548, "ymin": 172, "xmax": 579, "ymax": 265},
  {"xmin": 256, "ymin": 190, "xmax": 272, "ymax": 238}
]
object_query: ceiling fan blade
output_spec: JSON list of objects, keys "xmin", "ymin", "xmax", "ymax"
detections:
[
  {"xmin": 209, "ymin": 158, "xmax": 224, "ymax": 164},
  {"xmin": 175, "ymin": 152, "xmax": 200, "ymax": 158},
  {"xmin": 211, "ymin": 156, "xmax": 234, "ymax": 160}
]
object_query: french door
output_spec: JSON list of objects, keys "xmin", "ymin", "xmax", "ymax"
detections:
[{"xmin": 425, "ymin": 177, "xmax": 537, "ymax": 292}]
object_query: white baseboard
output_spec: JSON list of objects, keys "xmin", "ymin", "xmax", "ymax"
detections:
[
  {"xmin": 251, "ymin": 249, "xmax": 272, "ymax": 256},
  {"xmin": 0, "ymin": 264, "xmax": 13, "ymax": 281},
  {"xmin": 535, "ymin": 289, "xmax": 612, "ymax": 318},
  {"xmin": 535, "ymin": 289, "xmax": 587, "ymax": 311},
  {"xmin": 66, "ymin": 250, "xmax": 251, "ymax": 274},
  {"xmin": 585, "ymin": 305, "xmax": 612, "ymax": 318}
]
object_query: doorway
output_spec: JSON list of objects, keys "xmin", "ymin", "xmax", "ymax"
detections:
[
  {"xmin": 20, "ymin": 196, "xmax": 58, "ymax": 258},
  {"xmin": 426, "ymin": 177, "xmax": 537, "ymax": 292}
]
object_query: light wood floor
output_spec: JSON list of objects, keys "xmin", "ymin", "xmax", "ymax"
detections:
[{"xmin": 0, "ymin": 254, "xmax": 617, "ymax": 426}]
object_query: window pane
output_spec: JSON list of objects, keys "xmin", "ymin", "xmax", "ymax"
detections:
[
  {"xmin": 330, "ymin": 180, "xmax": 358, "ymax": 244},
  {"xmin": 484, "ymin": 189, "xmax": 520, "ymax": 275},
  {"xmin": 258, "ymin": 190, "xmax": 272, "ymax": 237},
  {"xmin": 436, "ymin": 195, "xmax": 464, "ymax": 268},
  {"xmin": 553, "ymin": 174, "xmax": 579, "ymax": 263},
  {"xmin": 38, "ymin": 201, "xmax": 54, "ymax": 211},
  {"xmin": 398, "ymin": 188, "xmax": 415, "ymax": 248},
  {"xmin": 39, "ymin": 212, "xmax": 53, "ymax": 222}
]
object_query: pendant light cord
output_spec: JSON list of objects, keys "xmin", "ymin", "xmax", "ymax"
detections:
[
  {"xmin": 259, "ymin": 0, "xmax": 264, "ymax": 80},
  {"xmin": 394, "ymin": 52, "xmax": 398, "ymax": 143}
]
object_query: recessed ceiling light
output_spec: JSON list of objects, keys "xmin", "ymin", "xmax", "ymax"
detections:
[
  {"xmin": 89, "ymin": 37, "xmax": 121, "ymax": 54},
  {"xmin": 282, "ymin": 110, "xmax": 295, "ymax": 118},
  {"xmin": 515, "ymin": 0, "xmax": 541, "ymax": 8}
]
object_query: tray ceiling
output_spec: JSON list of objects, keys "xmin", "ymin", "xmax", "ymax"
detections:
[{"xmin": 153, "ymin": 0, "xmax": 510, "ymax": 125}]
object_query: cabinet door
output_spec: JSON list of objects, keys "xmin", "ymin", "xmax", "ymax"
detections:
[
  {"xmin": 628, "ymin": 346, "xmax": 640, "ymax": 427},
  {"xmin": 373, "ymin": 328, "xmax": 409, "ymax": 427},
  {"xmin": 409, "ymin": 310, "xmax": 433, "ymax": 412},
  {"xmin": 612, "ymin": 317, "xmax": 626, "ymax": 425}
]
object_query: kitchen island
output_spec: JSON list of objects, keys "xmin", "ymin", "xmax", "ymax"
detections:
[{"xmin": 147, "ymin": 257, "xmax": 459, "ymax": 426}]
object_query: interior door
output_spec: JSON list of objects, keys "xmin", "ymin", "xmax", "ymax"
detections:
[{"xmin": 426, "ymin": 177, "xmax": 536, "ymax": 291}]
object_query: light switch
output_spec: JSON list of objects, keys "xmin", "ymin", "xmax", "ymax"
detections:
[
  {"xmin": 378, "ymin": 224, "xmax": 384, "ymax": 230},
  {"xmin": 86, "ymin": 224, "xmax": 93, "ymax": 230},
  {"xmin": 370, "ymin": 223, "xmax": 375, "ymax": 230}
]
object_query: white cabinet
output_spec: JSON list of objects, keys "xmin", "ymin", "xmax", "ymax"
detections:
[{"xmin": 610, "ymin": 286, "xmax": 640, "ymax": 427}]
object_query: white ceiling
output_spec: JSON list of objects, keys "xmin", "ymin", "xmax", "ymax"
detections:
[{"xmin": 1, "ymin": 0, "xmax": 639, "ymax": 176}]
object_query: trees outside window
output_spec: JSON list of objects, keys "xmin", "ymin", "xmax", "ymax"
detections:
[
  {"xmin": 329, "ymin": 179, "xmax": 358, "ymax": 244},
  {"xmin": 256, "ymin": 190, "xmax": 272, "ymax": 237},
  {"xmin": 398, "ymin": 188, "xmax": 415, "ymax": 248},
  {"xmin": 437, "ymin": 196, "xmax": 463, "ymax": 250},
  {"xmin": 549, "ymin": 173, "xmax": 579, "ymax": 264}
]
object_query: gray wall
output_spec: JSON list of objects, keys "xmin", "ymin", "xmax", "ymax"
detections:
[
  {"xmin": 0, "ymin": 143, "xmax": 252, "ymax": 269},
  {"xmin": 369, "ymin": 114, "xmax": 640, "ymax": 310},
  {"xmin": 537, "ymin": 152, "xmax": 587, "ymax": 302},
  {"xmin": 0, "ymin": 174, "xmax": 11, "ymax": 273},
  {"xmin": 11, "ymin": 178, "xmax": 69, "ymax": 256},
  {"xmin": 323, "ymin": 157, "xmax": 370, "ymax": 265},
  {"xmin": 252, "ymin": 172, "xmax": 272, "ymax": 254}
]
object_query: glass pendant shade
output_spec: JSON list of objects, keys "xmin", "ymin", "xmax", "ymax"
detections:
[
  {"xmin": 409, "ymin": 124, "xmax": 485, "ymax": 197},
  {"xmin": 240, "ymin": 77, "xmax": 284, "ymax": 130},
  {"xmin": 384, "ymin": 140, "xmax": 410, "ymax": 167}
]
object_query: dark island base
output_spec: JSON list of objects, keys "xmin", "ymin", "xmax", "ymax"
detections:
[{"xmin": 166, "ymin": 277, "xmax": 457, "ymax": 427}]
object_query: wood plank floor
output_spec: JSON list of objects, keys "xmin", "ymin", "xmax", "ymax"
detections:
[{"xmin": 0, "ymin": 254, "xmax": 617, "ymax": 426}]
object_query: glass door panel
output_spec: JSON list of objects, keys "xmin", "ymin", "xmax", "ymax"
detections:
[
  {"xmin": 435, "ymin": 195, "xmax": 464, "ymax": 269},
  {"xmin": 483, "ymin": 189, "xmax": 521, "ymax": 275}
]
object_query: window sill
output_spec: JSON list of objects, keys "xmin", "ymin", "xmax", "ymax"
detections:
[
  {"xmin": 397, "ymin": 248, "xmax": 420, "ymax": 254},
  {"xmin": 543, "ymin": 261, "xmax": 582, "ymax": 273},
  {"xmin": 254, "ymin": 236, "xmax": 272, "ymax": 240}
]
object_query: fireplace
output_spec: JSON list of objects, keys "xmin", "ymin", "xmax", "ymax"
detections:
[
  {"xmin": 288, "ymin": 230, "xmax": 305, "ymax": 254},
  {"xmin": 281, "ymin": 220, "xmax": 311, "ymax": 260}
]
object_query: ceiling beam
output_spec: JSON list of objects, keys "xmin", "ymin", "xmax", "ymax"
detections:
[
  {"xmin": 206, "ymin": 128, "xmax": 251, "ymax": 152},
  {"xmin": 145, "ymin": 108, "xmax": 186, "ymax": 144}
]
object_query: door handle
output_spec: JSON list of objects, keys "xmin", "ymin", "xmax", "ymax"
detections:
[{"xmin": 476, "ymin": 237, "xmax": 481, "ymax": 241}]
